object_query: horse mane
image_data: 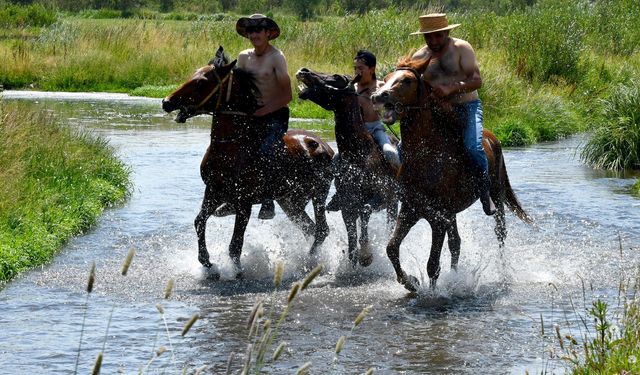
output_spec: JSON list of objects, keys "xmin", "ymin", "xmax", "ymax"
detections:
[
  {"xmin": 396, "ymin": 56, "xmax": 430, "ymax": 73},
  {"xmin": 227, "ymin": 67, "xmax": 260, "ymax": 110}
]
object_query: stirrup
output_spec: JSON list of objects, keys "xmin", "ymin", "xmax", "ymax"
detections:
[
  {"xmin": 213, "ymin": 203, "xmax": 236, "ymax": 217},
  {"xmin": 258, "ymin": 201, "xmax": 275, "ymax": 220}
]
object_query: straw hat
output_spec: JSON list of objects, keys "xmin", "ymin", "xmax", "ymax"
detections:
[
  {"xmin": 236, "ymin": 14, "xmax": 280, "ymax": 40},
  {"xmin": 410, "ymin": 13, "xmax": 460, "ymax": 35}
]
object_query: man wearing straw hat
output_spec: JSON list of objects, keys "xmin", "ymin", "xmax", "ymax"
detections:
[
  {"xmin": 216, "ymin": 14, "xmax": 292, "ymax": 220},
  {"xmin": 411, "ymin": 13, "xmax": 496, "ymax": 216}
]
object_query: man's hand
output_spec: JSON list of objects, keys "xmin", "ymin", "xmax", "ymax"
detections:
[{"xmin": 432, "ymin": 84, "xmax": 455, "ymax": 98}]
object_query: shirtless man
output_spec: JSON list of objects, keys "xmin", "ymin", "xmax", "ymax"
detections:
[
  {"xmin": 411, "ymin": 13, "xmax": 496, "ymax": 215},
  {"xmin": 215, "ymin": 14, "xmax": 292, "ymax": 220}
]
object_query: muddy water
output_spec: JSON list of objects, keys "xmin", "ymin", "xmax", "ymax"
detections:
[{"xmin": 0, "ymin": 91, "xmax": 638, "ymax": 374}]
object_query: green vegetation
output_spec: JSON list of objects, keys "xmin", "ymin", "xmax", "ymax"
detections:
[{"xmin": 0, "ymin": 101, "xmax": 130, "ymax": 283}]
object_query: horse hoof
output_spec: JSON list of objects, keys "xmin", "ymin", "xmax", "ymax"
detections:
[
  {"xmin": 401, "ymin": 274, "xmax": 420, "ymax": 292},
  {"xmin": 359, "ymin": 252, "xmax": 373, "ymax": 267}
]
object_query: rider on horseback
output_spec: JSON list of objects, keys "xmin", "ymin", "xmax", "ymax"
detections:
[
  {"xmin": 215, "ymin": 14, "xmax": 292, "ymax": 220},
  {"xmin": 326, "ymin": 50, "xmax": 400, "ymax": 211},
  {"xmin": 411, "ymin": 13, "xmax": 496, "ymax": 215}
]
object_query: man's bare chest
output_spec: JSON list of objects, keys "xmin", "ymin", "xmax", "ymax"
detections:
[{"xmin": 424, "ymin": 52, "xmax": 461, "ymax": 81}]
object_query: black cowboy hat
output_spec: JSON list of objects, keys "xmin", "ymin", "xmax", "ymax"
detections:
[{"xmin": 236, "ymin": 14, "xmax": 280, "ymax": 40}]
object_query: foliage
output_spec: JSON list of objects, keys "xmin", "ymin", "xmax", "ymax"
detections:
[
  {"xmin": 502, "ymin": 0, "xmax": 585, "ymax": 84},
  {"xmin": 0, "ymin": 101, "xmax": 131, "ymax": 283},
  {"xmin": 581, "ymin": 81, "xmax": 640, "ymax": 171},
  {"xmin": 0, "ymin": 3, "xmax": 57, "ymax": 27}
]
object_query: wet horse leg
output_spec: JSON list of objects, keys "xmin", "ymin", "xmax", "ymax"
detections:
[
  {"xmin": 427, "ymin": 222, "xmax": 447, "ymax": 289},
  {"xmin": 341, "ymin": 209, "xmax": 359, "ymax": 267},
  {"xmin": 386, "ymin": 206, "xmax": 420, "ymax": 291},
  {"xmin": 358, "ymin": 208, "xmax": 373, "ymax": 267},
  {"xmin": 228, "ymin": 203, "xmax": 252, "ymax": 278},
  {"xmin": 195, "ymin": 185, "xmax": 220, "ymax": 268},
  {"xmin": 446, "ymin": 217, "xmax": 461, "ymax": 271},
  {"xmin": 310, "ymin": 181, "xmax": 331, "ymax": 256}
]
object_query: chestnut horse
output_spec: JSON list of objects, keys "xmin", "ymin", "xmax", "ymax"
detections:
[
  {"xmin": 162, "ymin": 47, "xmax": 334, "ymax": 277},
  {"xmin": 371, "ymin": 58, "xmax": 532, "ymax": 291},
  {"xmin": 296, "ymin": 68, "xmax": 398, "ymax": 267}
]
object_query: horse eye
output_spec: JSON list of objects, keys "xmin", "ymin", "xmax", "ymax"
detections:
[{"xmin": 402, "ymin": 78, "xmax": 412, "ymax": 84}]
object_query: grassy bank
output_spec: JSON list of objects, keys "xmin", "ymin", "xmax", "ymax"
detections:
[{"xmin": 0, "ymin": 101, "xmax": 130, "ymax": 284}]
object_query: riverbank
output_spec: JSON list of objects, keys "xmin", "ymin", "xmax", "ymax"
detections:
[
  {"xmin": 1, "ymin": 4, "xmax": 638, "ymax": 149},
  {"xmin": 0, "ymin": 101, "xmax": 130, "ymax": 284}
]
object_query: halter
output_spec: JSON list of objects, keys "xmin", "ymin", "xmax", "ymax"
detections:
[{"xmin": 194, "ymin": 68, "xmax": 250, "ymax": 117}]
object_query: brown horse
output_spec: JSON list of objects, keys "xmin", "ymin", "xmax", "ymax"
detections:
[
  {"xmin": 371, "ymin": 57, "xmax": 533, "ymax": 291},
  {"xmin": 162, "ymin": 47, "xmax": 334, "ymax": 277},
  {"xmin": 296, "ymin": 67, "xmax": 398, "ymax": 267}
]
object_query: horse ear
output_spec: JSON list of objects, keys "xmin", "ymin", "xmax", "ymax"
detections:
[{"xmin": 209, "ymin": 46, "xmax": 228, "ymax": 67}]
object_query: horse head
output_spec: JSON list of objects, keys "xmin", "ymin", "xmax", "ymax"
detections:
[
  {"xmin": 162, "ymin": 46, "xmax": 239, "ymax": 123},
  {"xmin": 371, "ymin": 58, "xmax": 429, "ymax": 125},
  {"xmin": 296, "ymin": 67, "xmax": 356, "ymax": 111}
]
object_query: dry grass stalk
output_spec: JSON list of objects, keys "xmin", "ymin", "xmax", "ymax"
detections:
[
  {"xmin": 365, "ymin": 368, "xmax": 374, "ymax": 375},
  {"xmin": 301, "ymin": 264, "xmax": 323, "ymax": 291},
  {"xmin": 121, "ymin": 248, "xmax": 135, "ymax": 276},
  {"xmin": 335, "ymin": 335, "xmax": 346, "ymax": 354},
  {"xmin": 288, "ymin": 282, "xmax": 301, "ymax": 304},
  {"xmin": 354, "ymin": 305, "xmax": 372, "ymax": 327},
  {"xmin": 164, "ymin": 278, "xmax": 174, "ymax": 299},
  {"xmin": 225, "ymin": 352, "xmax": 235, "ymax": 375},
  {"xmin": 272, "ymin": 342, "xmax": 286, "ymax": 362},
  {"xmin": 155, "ymin": 303, "xmax": 164, "ymax": 315},
  {"xmin": 181, "ymin": 313, "xmax": 199, "ymax": 336},
  {"xmin": 296, "ymin": 361, "xmax": 312, "ymax": 375},
  {"xmin": 194, "ymin": 365, "xmax": 207, "ymax": 374},
  {"xmin": 156, "ymin": 346, "xmax": 166, "ymax": 357},
  {"xmin": 91, "ymin": 352, "xmax": 103, "ymax": 375},
  {"xmin": 274, "ymin": 261, "xmax": 284, "ymax": 288}
]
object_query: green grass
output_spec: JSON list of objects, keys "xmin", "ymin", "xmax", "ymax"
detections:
[
  {"xmin": 581, "ymin": 80, "xmax": 640, "ymax": 171},
  {"xmin": 0, "ymin": 3, "xmax": 639, "ymax": 159},
  {"xmin": 0, "ymin": 101, "xmax": 131, "ymax": 283}
]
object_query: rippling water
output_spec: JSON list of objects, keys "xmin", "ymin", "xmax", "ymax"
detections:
[{"xmin": 0, "ymin": 91, "xmax": 638, "ymax": 374}]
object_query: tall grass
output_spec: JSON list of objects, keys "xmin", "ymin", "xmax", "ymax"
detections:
[
  {"xmin": 0, "ymin": 101, "xmax": 131, "ymax": 283},
  {"xmin": 581, "ymin": 81, "xmax": 640, "ymax": 171}
]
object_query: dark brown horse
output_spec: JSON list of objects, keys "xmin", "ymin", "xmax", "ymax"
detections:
[
  {"xmin": 162, "ymin": 47, "xmax": 334, "ymax": 277},
  {"xmin": 371, "ymin": 57, "xmax": 533, "ymax": 291},
  {"xmin": 297, "ymin": 68, "xmax": 398, "ymax": 267}
]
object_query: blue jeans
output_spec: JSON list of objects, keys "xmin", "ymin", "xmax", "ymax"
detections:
[
  {"xmin": 365, "ymin": 120, "xmax": 401, "ymax": 168},
  {"xmin": 259, "ymin": 107, "xmax": 289, "ymax": 157},
  {"xmin": 457, "ymin": 99, "xmax": 488, "ymax": 174}
]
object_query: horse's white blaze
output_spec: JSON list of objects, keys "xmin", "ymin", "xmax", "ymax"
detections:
[{"xmin": 291, "ymin": 134, "xmax": 311, "ymax": 156}]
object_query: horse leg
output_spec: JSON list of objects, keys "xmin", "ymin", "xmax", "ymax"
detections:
[
  {"xmin": 446, "ymin": 217, "xmax": 461, "ymax": 271},
  {"xmin": 310, "ymin": 181, "xmax": 331, "ymax": 256},
  {"xmin": 194, "ymin": 185, "xmax": 219, "ymax": 268},
  {"xmin": 386, "ymin": 197, "xmax": 398, "ymax": 234},
  {"xmin": 358, "ymin": 208, "xmax": 373, "ymax": 267},
  {"xmin": 427, "ymin": 222, "xmax": 447, "ymax": 289},
  {"xmin": 341, "ymin": 210, "xmax": 359, "ymax": 267},
  {"xmin": 228, "ymin": 203, "xmax": 252, "ymax": 279},
  {"xmin": 386, "ymin": 206, "xmax": 420, "ymax": 291},
  {"xmin": 494, "ymin": 198, "xmax": 506, "ymax": 247}
]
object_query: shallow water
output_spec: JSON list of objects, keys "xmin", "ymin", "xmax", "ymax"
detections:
[{"xmin": 0, "ymin": 91, "xmax": 639, "ymax": 374}]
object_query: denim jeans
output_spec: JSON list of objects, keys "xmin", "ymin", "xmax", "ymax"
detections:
[
  {"xmin": 259, "ymin": 107, "xmax": 289, "ymax": 157},
  {"xmin": 365, "ymin": 119, "xmax": 401, "ymax": 168},
  {"xmin": 457, "ymin": 99, "xmax": 488, "ymax": 173}
]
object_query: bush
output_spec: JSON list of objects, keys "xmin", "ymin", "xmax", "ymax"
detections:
[
  {"xmin": 581, "ymin": 81, "xmax": 640, "ymax": 171},
  {"xmin": 0, "ymin": 3, "xmax": 57, "ymax": 27}
]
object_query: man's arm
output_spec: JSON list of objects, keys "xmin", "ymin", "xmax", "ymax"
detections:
[
  {"xmin": 433, "ymin": 41, "xmax": 482, "ymax": 98},
  {"xmin": 254, "ymin": 53, "xmax": 292, "ymax": 117}
]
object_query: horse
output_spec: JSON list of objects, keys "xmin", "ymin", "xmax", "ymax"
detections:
[
  {"xmin": 296, "ymin": 67, "xmax": 399, "ymax": 267},
  {"xmin": 371, "ymin": 57, "xmax": 533, "ymax": 291},
  {"xmin": 162, "ymin": 47, "xmax": 335, "ymax": 277}
]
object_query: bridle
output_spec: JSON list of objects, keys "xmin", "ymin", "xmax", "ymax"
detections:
[
  {"xmin": 387, "ymin": 66, "xmax": 430, "ymax": 114},
  {"xmin": 193, "ymin": 67, "xmax": 250, "ymax": 117}
]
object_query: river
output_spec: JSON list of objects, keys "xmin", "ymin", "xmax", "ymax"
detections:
[{"xmin": 0, "ymin": 91, "xmax": 638, "ymax": 374}]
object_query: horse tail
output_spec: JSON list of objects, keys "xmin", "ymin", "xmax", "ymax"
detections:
[{"xmin": 501, "ymin": 161, "xmax": 534, "ymax": 224}]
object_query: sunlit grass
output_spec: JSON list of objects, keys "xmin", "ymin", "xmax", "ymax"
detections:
[{"xmin": 0, "ymin": 101, "xmax": 131, "ymax": 283}]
